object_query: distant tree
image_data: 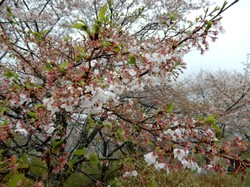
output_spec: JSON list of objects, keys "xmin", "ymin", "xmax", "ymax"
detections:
[
  {"xmin": 0, "ymin": 0, "xmax": 247, "ymax": 186},
  {"xmin": 175, "ymin": 68, "xmax": 250, "ymax": 141}
]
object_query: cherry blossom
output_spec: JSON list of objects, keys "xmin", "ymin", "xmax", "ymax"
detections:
[
  {"xmin": 14, "ymin": 121, "xmax": 28, "ymax": 136},
  {"xmin": 61, "ymin": 103, "xmax": 73, "ymax": 112},
  {"xmin": 181, "ymin": 159, "xmax": 202, "ymax": 173},
  {"xmin": 43, "ymin": 98, "xmax": 59, "ymax": 114},
  {"xmin": 164, "ymin": 128, "xmax": 183, "ymax": 141},
  {"xmin": 154, "ymin": 162, "xmax": 166, "ymax": 171},
  {"xmin": 128, "ymin": 69, "xmax": 137, "ymax": 77},
  {"xmin": 219, "ymin": 27, "xmax": 226, "ymax": 34},
  {"xmin": 18, "ymin": 93, "xmax": 31, "ymax": 106},
  {"xmin": 173, "ymin": 149, "xmax": 189, "ymax": 161},
  {"xmin": 123, "ymin": 170, "xmax": 138, "ymax": 178},
  {"xmin": 144, "ymin": 152, "xmax": 158, "ymax": 166},
  {"xmin": 212, "ymin": 21, "xmax": 222, "ymax": 30},
  {"xmin": 44, "ymin": 123, "xmax": 56, "ymax": 134}
]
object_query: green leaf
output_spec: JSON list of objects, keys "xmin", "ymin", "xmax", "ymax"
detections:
[
  {"xmin": 35, "ymin": 104, "xmax": 44, "ymax": 110},
  {"xmin": 3, "ymin": 99, "xmax": 8, "ymax": 106},
  {"xmin": 27, "ymin": 111, "xmax": 37, "ymax": 119},
  {"xmin": 92, "ymin": 20, "xmax": 102, "ymax": 34},
  {"xmin": 28, "ymin": 31, "xmax": 44, "ymax": 43},
  {"xmin": 206, "ymin": 20, "xmax": 212, "ymax": 30},
  {"xmin": 204, "ymin": 115, "xmax": 217, "ymax": 124},
  {"xmin": 76, "ymin": 46, "xmax": 87, "ymax": 59},
  {"xmin": 22, "ymin": 154, "xmax": 28, "ymax": 165},
  {"xmin": 149, "ymin": 180, "xmax": 158, "ymax": 187},
  {"xmin": 76, "ymin": 46, "xmax": 85, "ymax": 54},
  {"xmin": 64, "ymin": 37, "xmax": 70, "ymax": 42},
  {"xmin": 68, "ymin": 158, "xmax": 77, "ymax": 170},
  {"xmin": 19, "ymin": 154, "xmax": 30, "ymax": 169},
  {"xmin": 52, "ymin": 139, "xmax": 63, "ymax": 152},
  {"xmin": 107, "ymin": 0, "xmax": 113, "ymax": 9},
  {"xmin": 6, "ymin": 6, "xmax": 12, "ymax": 13},
  {"xmin": 128, "ymin": 54, "xmax": 136, "ymax": 65},
  {"xmin": 116, "ymin": 129, "xmax": 125, "ymax": 141},
  {"xmin": 168, "ymin": 12, "xmax": 177, "ymax": 22},
  {"xmin": 113, "ymin": 45, "xmax": 121, "ymax": 53},
  {"xmin": 59, "ymin": 61, "xmax": 69, "ymax": 71},
  {"xmin": 72, "ymin": 22, "xmax": 89, "ymax": 33},
  {"xmin": 214, "ymin": 6, "xmax": 220, "ymax": 11},
  {"xmin": 212, "ymin": 123, "xmax": 221, "ymax": 132},
  {"xmin": 221, "ymin": 1, "xmax": 228, "ymax": 10},
  {"xmin": 124, "ymin": 157, "xmax": 133, "ymax": 164},
  {"xmin": 165, "ymin": 102, "xmax": 174, "ymax": 114},
  {"xmin": 4, "ymin": 69, "xmax": 18, "ymax": 79},
  {"xmin": 74, "ymin": 148, "xmax": 87, "ymax": 156},
  {"xmin": 103, "ymin": 41, "xmax": 111, "ymax": 46},
  {"xmin": 0, "ymin": 119, "xmax": 8, "ymax": 126},
  {"xmin": 0, "ymin": 106, "xmax": 11, "ymax": 117},
  {"xmin": 8, "ymin": 174, "xmax": 24, "ymax": 187},
  {"xmin": 98, "ymin": 3, "xmax": 107, "ymax": 21},
  {"xmin": 89, "ymin": 154, "xmax": 99, "ymax": 166},
  {"xmin": 204, "ymin": 116, "xmax": 221, "ymax": 132},
  {"xmin": 45, "ymin": 61, "xmax": 55, "ymax": 70},
  {"xmin": 205, "ymin": 7, "xmax": 209, "ymax": 14}
]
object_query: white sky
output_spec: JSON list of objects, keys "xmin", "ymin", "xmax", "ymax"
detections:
[{"xmin": 183, "ymin": 0, "xmax": 250, "ymax": 75}]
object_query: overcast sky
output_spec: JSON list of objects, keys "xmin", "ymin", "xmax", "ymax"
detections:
[{"xmin": 183, "ymin": 0, "xmax": 250, "ymax": 76}]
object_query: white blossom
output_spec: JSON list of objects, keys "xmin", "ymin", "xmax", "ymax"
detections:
[
  {"xmin": 164, "ymin": 129, "xmax": 176, "ymax": 141},
  {"xmin": 207, "ymin": 164, "xmax": 213, "ymax": 170},
  {"xmin": 152, "ymin": 66, "xmax": 160, "ymax": 73},
  {"xmin": 144, "ymin": 152, "xmax": 158, "ymax": 166},
  {"xmin": 212, "ymin": 21, "xmax": 221, "ymax": 30},
  {"xmin": 15, "ymin": 121, "xmax": 28, "ymax": 136},
  {"xmin": 166, "ymin": 167, "xmax": 170, "ymax": 175},
  {"xmin": 164, "ymin": 129, "xmax": 174, "ymax": 135},
  {"xmin": 172, "ymin": 121, "xmax": 179, "ymax": 127},
  {"xmin": 219, "ymin": 27, "xmax": 226, "ymax": 34},
  {"xmin": 46, "ymin": 126, "xmax": 55, "ymax": 134},
  {"xmin": 128, "ymin": 69, "xmax": 137, "ymax": 76},
  {"xmin": 85, "ymin": 84, "xmax": 95, "ymax": 93},
  {"xmin": 71, "ymin": 113, "xmax": 88, "ymax": 123},
  {"xmin": 123, "ymin": 170, "xmax": 138, "ymax": 177},
  {"xmin": 154, "ymin": 162, "xmax": 165, "ymax": 171},
  {"xmin": 61, "ymin": 103, "xmax": 73, "ymax": 112},
  {"xmin": 43, "ymin": 98, "xmax": 59, "ymax": 114},
  {"xmin": 181, "ymin": 159, "xmax": 202, "ymax": 173},
  {"xmin": 156, "ymin": 137, "xmax": 162, "ymax": 142},
  {"xmin": 19, "ymin": 93, "xmax": 31, "ymax": 105},
  {"xmin": 108, "ymin": 83, "xmax": 124, "ymax": 97},
  {"xmin": 174, "ymin": 128, "xmax": 182, "ymax": 137},
  {"xmin": 205, "ymin": 129, "xmax": 218, "ymax": 141},
  {"xmin": 44, "ymin": 123, "xmax": 55, "ymax": 134},
  {"xmin": 9, "ymin": 99, "xmax": 16, "ymax": 107},
  {"xmin": 173, "ymin": 148, "xmax": 189, "ymax": 161}
]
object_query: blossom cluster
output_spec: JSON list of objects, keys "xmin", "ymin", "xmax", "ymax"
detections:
[
  {"xmin": 144, "ymin": 152, "xmax": 169, "ymax": 173},
  {"xmin": 142, "ymin": 148, "xmax": 202, "ymax": 175},
  {"xmin": 174, "ymin": 148, "xmax": 201, "ymax": 173}
]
